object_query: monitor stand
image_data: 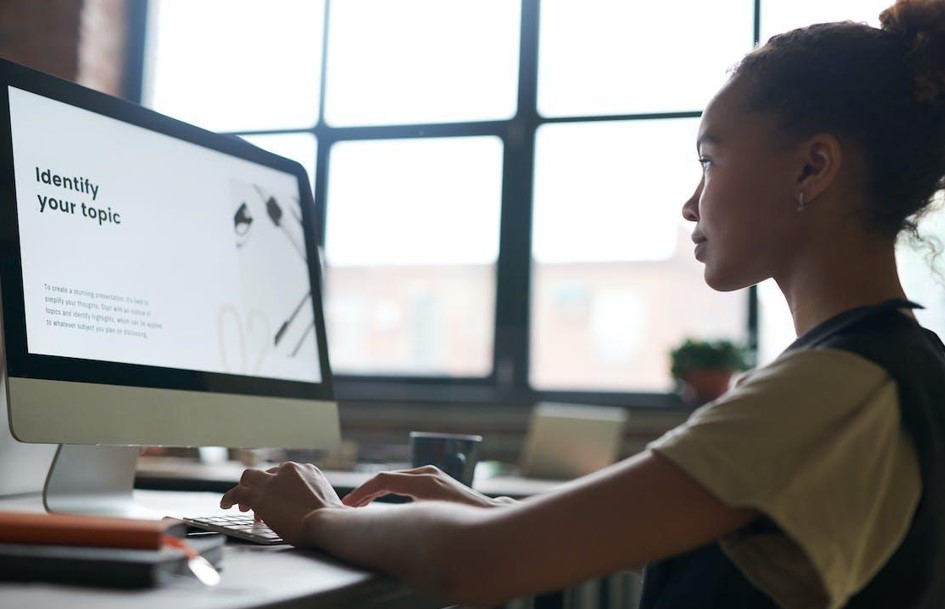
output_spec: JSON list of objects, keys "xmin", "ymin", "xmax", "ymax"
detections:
[{"xmin": 44, "ymin": 444, "xmax": 159, "ymax": 518}]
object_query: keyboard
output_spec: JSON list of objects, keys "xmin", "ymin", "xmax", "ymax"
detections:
[{"xmin": 184, "ymin": 514, "xmax": 284, "ymax": 545}]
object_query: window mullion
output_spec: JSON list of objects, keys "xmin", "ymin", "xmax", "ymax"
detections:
[
  {"xmin": 492, "ymin": 0, "xmax": 541, "ymax": 397},
  {"xmin": 747, "ymin": 0, "xmax": 762, "ymax": 364}
]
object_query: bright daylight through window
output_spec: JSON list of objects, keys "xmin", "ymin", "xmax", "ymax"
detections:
[{"xmin": 144, "ymin": 0, "xmax": 945, "ymax": 400}]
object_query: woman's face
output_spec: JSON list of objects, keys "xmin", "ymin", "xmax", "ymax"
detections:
[{"xmin": 682, "ymin": 78, "xmax": 806, "ymax": 292}]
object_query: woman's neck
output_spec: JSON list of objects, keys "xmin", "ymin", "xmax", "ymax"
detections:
[{"xmin": 775, "ymin": 234, "xmax": 908, "ymax": 337}]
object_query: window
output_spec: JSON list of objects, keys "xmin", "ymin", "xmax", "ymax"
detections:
[
  {"xmin": 537, "ymin": 1, "xmax": 752, "ymax": 117},
  {"xmin": 530, "ymin": 119, "xmax": 747, "ymax": 391},
  {"xmin": 323, "ymin": 1, "xmax": 520, "ymax": 126},
  {"xmin": 146, "ymin": 0, "xmax": 324, "ymax": 132},
  {"xmin": 324, "ymin": 136, "xmax": 503, "ymax": 376},
  {"xmin": 138, "ymin": 0, "xmax": 945, "ymax": 404},
  {"xmin": 760, "ymin": 0, "xmax": 891, "ymax": 42}
]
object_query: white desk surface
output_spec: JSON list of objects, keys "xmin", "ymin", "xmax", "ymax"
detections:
[{"xmin": 0, "ymin": 491, "xmax": 444, "ymax": 609}]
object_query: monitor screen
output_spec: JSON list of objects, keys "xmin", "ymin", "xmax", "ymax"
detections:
[
  {"xmin": 0, "ymin": 59, "xmax": 338, "ymax": 452},
  {"xmin": 10, "ymin": 86, "xmax": 321, "ymax": 385}
]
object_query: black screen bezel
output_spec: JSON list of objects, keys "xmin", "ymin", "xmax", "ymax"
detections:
[{"xmin": 0, "ymin": 58, "xmax": 334, "ymax": 401}]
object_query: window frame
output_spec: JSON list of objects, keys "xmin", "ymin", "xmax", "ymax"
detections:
[{"xmin": 128, "ymin": 0, "xmax": 763, "ymax": 408}]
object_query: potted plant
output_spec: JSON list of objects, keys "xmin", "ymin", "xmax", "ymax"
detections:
[{"xmin": 670, "ymin": 339, "xmax": 750, "ymax": 404}]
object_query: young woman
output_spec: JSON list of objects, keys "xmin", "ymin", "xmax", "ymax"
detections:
[{"xmin": 221, "ymin": 1, "xmax": 945, "ymax": 606}]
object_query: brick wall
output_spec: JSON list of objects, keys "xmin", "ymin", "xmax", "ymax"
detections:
[
  {"xmin": 78, "ymin": 0, "xmax": 128, "ymax": 95},
  {"xmin": 0, "ymin": 0, "xmax": 129, "ymax": 96}
]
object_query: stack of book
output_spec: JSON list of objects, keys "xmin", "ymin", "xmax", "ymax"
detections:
[{"xmin": 0, "ymin": 511, "xmax": 224, "ymax": 588}]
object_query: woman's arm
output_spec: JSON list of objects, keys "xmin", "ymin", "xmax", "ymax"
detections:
[{"xmin": 224, "ymin": 451, "xmax": 758, "ymax": 606}]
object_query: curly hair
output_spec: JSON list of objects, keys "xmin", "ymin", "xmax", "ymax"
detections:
[{"xmin": 732, "ymin": 0, "xmax": 945, "ymax": 241}]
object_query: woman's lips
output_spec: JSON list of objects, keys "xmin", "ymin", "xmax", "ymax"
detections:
[
  {"xmin": 692, "ymin": 235, "xmax": 707, "ymax": 260},
  {"xmin": 694, "ymin": 241, "xmax": 706, "ymax": 259}
]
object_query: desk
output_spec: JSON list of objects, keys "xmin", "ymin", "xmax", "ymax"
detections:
[
  {"xmin": 132, "ymin": 459, "xmax": 640, "ymax": 609},
  {"xmin": 0, "ymin": 491, "xmax": 445, "ymax": 609}
]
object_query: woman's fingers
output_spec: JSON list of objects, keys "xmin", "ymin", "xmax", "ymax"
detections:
[
  {"xmin": 343, "ymin": 466, "xmax": 510, "ymax": 509},
  {"xmin": 225, "ymin": 463, "xmax": 466, "ymax": 511},
  {"xmin": 220, "ymin": 484, "xmax": 260, "ymax": 510},
  {"xmin": 220, "ymin": 467, "xmax": 272, "ymax": 509},
  {"xmin": 342, "ymin": 471, "xmax": 432, "ymax": 507},
  {"xmin": 219, "ymin": 486, "xmax": 240, "ymax": 509},
  {"xmin": 342, "ymin": 472, "xmax": 404, "ymax": 507}
]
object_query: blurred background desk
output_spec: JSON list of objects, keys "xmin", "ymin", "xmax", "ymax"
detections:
[{"xmin": 135, "ymin": 456, "xmax": 565, "ymax": 500}]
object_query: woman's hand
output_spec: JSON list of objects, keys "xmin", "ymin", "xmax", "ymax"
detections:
[
  {"xmin": 342, "ymin": 465, "xmax": 516, "ymax": 508},
  {"xmin": 220, "ymin": 461, "xmax": 347, "ymax": 545}
]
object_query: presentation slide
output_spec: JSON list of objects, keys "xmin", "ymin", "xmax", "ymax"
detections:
[{"xmin": 7, "ymin": 86, "xmax": 322, "ymax": 384}]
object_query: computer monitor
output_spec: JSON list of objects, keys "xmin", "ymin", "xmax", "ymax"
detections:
[{"xmin": 0, "ymin": 58, "xmax": 339, "ymax": 516}]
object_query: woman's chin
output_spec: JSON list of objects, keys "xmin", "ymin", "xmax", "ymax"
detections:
[{"xmin": 703, "ymin": 266, "xmax": 753, "ymax": 293}]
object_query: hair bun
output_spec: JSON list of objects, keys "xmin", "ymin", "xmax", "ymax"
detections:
[{"xmin": 880, "ymin": 0, "xmax": 945, "ymax": 104}]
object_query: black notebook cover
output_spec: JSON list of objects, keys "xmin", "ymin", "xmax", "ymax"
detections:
[{"xmin": 0, "ymin": 533, "xmax": 225, "ymax": 588}]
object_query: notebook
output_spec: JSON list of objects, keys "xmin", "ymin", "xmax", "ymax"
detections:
[
  {"xmin": 0, "ymin": 511, "xmax": 224, "ymax": 588},
  {"xmin": 0, "ymin": 535, "xmax": 224, "ymax": 588}
]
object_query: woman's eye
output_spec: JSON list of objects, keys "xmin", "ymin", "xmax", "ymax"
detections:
[{"xmin": 698, "ymin": 157, "xmax": 712, "ymax": 169}]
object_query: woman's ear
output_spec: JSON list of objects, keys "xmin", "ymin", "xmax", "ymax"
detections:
[{"xmin": 796, "ymin": 133, "xmax": 842, "ymax": 203}]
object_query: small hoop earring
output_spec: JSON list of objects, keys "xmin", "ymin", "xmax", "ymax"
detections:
[{"xmin": 796, "ymin": 192, "xmax": 807, "ymax": 213}]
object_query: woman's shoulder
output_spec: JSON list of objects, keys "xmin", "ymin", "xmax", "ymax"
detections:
[{"xmin": 717, "ymin": 347, "xmax": 893, "ymax": 418}]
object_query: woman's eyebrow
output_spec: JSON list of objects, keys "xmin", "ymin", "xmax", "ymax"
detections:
[{"xmin": 696, "ymin": 132, "xmax": 722, "ymax": 150}]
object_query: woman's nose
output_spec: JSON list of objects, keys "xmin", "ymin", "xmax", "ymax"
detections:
[{"xmin": 682, "ymin": 179, "xmax": 702, "ymax": 222}]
